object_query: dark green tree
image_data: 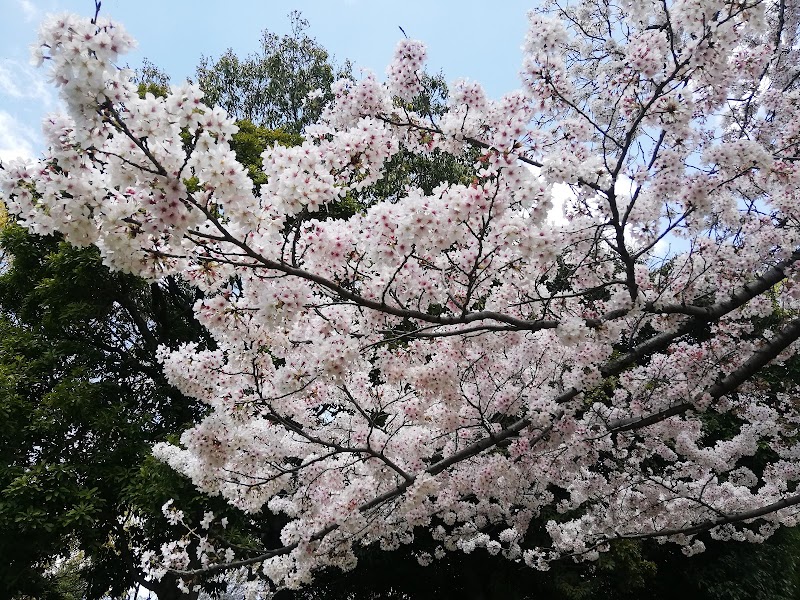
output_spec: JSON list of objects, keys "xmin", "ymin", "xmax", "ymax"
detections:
[
  {"xmin": 196, "ymin": 11, "xmax": 350, "ymax": 134},
  {"xmin": 0, "ymin": 224, "xmax": 208, "ymax": 598}
]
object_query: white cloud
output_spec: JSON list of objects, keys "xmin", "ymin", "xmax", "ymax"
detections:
[
  {"xmin": 16, "ymin": 0, "xmax": 39, "ymax": 22},
  {"xmin": 548, "ymin": 182, "xmax": 572, "ymax": 226},
  {"xmin": 527, "ymin": 164, "xmax": 678, "ymax": 259},
  {"xmin": 0, "ymin": 59, "xmax": 58, "ymax": 164},
  {"xmin": 0, "ymin": 67, "xmax": 24, "ymax": 99},
  {"xmin": 0, "ymin": 111, "xmax": 39, "ymax": 163},
  {"xmin": 0, "ymin": 59, "xmax": 57, "ymax": 108}
]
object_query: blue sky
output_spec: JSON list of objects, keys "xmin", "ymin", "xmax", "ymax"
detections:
[{"xmin": 0, "ymin": 0, "xmax": 537, "ymax": 162}]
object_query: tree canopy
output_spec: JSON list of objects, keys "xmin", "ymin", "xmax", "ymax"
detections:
[
  {"xmin": 195, "ymin": 11, "xmax": 350, "ymax": 135},
  {"xmin": 0, "ymin": 222, "xmax": 213, "ymax": 598}
]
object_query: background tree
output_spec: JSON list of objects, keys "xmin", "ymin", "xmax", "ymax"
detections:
[
  {"xmin": 0, "ymin": 222, "xmax": 226, "ymax": 598},
  {"xmin": 196, "ymin": 11, "xmax": 350, "ymax": 134}
]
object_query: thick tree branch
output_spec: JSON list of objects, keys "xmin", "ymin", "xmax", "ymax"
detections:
[{"xmin": 609, "ymin": 316, "xmax": 800, "ymax": 433}]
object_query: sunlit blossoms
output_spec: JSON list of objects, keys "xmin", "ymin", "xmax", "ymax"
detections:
[{"xmin": 4, "ymin": 0, "xmax": 800, "ymax": 592}]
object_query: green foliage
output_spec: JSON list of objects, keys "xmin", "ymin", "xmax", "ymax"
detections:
[
  {"xmin": 358, "ymin": 73, "xmax": 477, "ymax": 204},
  {"xmin": 637, "ymin": 529, "xmax": 800, "ymax": 600},
  {"xmin": 51, "ymin": 552, "xmax": 90, "ymax": 600},
  {"xmin": 230, "ymin": 119, "xmax": 303, "ymax": 188},
  {"xmin": 0, "ymin": 225, "xmax": 215, "ymax": 598},
  {"xmin": 196, "ymin": 11, "xmax": 351, "ymax": 134},
  {"xmin": 134, "ymin": 57, "xmax": 171, "ymax": 99},
  {"xmin": 0, "ymin": 32, "xmax": 335, "ymax": 592}
]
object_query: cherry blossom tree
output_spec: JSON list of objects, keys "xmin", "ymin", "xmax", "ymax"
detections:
[{"xmin": 4, "ymin": 0, "xmax": 800, "ymax": 593}]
